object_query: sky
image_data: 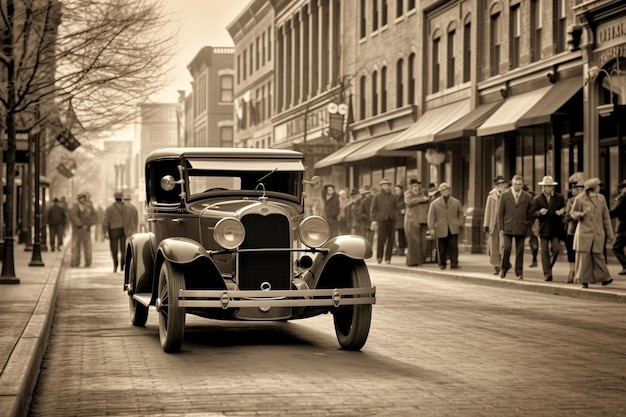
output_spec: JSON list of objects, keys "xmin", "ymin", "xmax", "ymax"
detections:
[{"xmin": 154, "ymin": 0, "xmax": 251, "ymax": 102}]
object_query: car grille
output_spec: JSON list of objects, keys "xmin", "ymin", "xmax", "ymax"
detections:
[{"xmin": 238, "ymin": 213, "xmax": 291, "ymax": 290}]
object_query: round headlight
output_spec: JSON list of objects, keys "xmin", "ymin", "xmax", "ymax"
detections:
[
  {"xmin": 299, "ymin": 216, "xmax": 330, "ymax": 248},
  {"xmin": 213, "ymin": 217, "xmax": 245, "ymax": 249}
]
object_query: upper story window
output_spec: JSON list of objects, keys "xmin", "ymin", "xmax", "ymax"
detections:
[
  {"xmin": 359, "ymin": 75, "xmax": 367, "ymax": 119},
  {"xmin": 194, "ymin": 75, "xmax": 207, "ymax": 116},
  {"xmin": 372, "ymin": 70, "xmax": 379, "ymax": 116},
  {"xmin": 396, "ymin": 58, "xmax": 404, "ymax": 108},
  {"xmin": 510, "ymin": 4, "xmax": 521, "ymax": 69},
  {"xmin": 381, "ymin": 66, "xmax": 387, "ymax": 113},
  {"xmin": 531, "ymin": 0, "xmax": 543, "ymax": 62},
  {"xmin": 396, "ymin": 0, "xmax": 403, "ymax": 18},
  {"xmin": 360, "ymin": 0, "xmax": 367, "ymax": 39},
  {"xmin": 243, "ymin": 49, "xmax": 247, "ymax": 81},
  {"xmin": 255, "ymin": 37, "xmax": 260, "ymax": 70},
  {"xmin": 220, "ymin": 75, "xmax": 234, "ymax": 103},
  {"xmin": 556, "ymin": 0, "xmax": 567, "ymax": 53},
  {"xmin": 220, "ymin": 125, "xmax": 234, "ymax": 147},
  {"xmin": 432, "ymin": 35, "xmax": 441, "ymax": 93},
  {"xmin": 267, "ymin": 27, "xmax": 272, "ymax": 61},
  {"xmin": 249, "ymin": 43, "xmax": 254, "ymax": 76},
  {"xmin": 490, "ymin": 11, "xmax": 501, "ymax": 76},
  {"xmin": 382, "ymin": 0, "xmax": 388, "ymax": 27},
  {"xmin": 408, "ymin": 53, "xmax": 416, "ymax": 104},
  {"xmin": 237, "ymin": 54, "xmax": 241, "ymax": 84},
  {"xmin": 463, "ymin": 20, "xmax": 471, "ymax": 83},
  {"xmin": 261, "ymin": 32, "xmax": 266, "ymax": 66},
  {"xmin": 408, "ymin": 0, "xmax": 415, "ymax": 11},
  {"xmin": 447, "ymin": 29, "xmax": 456, "ymax": 88},
  {"xmin": 372, "ymin": 0, "xmax": 379, "ymax": 32}
]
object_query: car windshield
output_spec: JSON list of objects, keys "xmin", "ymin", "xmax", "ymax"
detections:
[{"xmin": 186, "ymin": 171, "xmax": 302, "ymax": 200}]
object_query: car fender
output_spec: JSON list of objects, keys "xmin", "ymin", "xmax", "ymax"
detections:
[
  {"xmin": 155, "ymin": 237, "xmax": 226, "ymax": 291},
  {"xmin": 307, "ymin": 235, "xmax": 372, "ymax": 289},
  {"xmin": 124, "ymin": 232, "xmax": 156, "ymax": 295}
]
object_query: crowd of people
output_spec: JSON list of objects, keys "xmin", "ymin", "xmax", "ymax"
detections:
[
  {"xmin": 44, "ymin": 191, "xmax": 138, "ymax": 272},
  {"xmin": 320, "ymin": 173, "xmax": 626, "ymax": 289}
]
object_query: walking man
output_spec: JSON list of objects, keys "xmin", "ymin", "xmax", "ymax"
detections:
[
  {"xmin": 610, "ymin": 179, "xmax": 626, "ymax": 275},
  {"xmin": 68, "ymin": 192, "xmax": 98, "ymax": 267},
  {"xmin": 404, "ymin": 178, "xmax": 429, "ymax": 266},
  {"xmin": 46, "ymin": 198, "xmax": 67, "ymax": 251},
  {"xmin": 531, "ymin": 176, "xmax": 566, "ymax": 281},
  {"xmin": 483, "ymin": 175, "xmax": 507, "ymax": 275},
  {"xmin": 498, "ymin": 175, "xmax": 533, "ymax": 280},
  {"xmin": 103, "ymin": 191, "xmax": 135, "ymax": 273},
  {"xmin": 427, "ymin": 182, "xmax": 464, "ymax": 270},
  {"xmin": 123, "ymin": 194, "xmax": 139, "ymax": 235},
  {"xmin": 370, "ymin": 178, "xmax": 397, "ymax": 264}
]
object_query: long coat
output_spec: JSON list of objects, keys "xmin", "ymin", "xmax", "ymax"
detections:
[
  {"xmin": 498, "ymin": 189, "xmax": 533, "ymax": 236},
  {"xmin": 570, "ymin": 192, "xmax": 614, "ymax": 253},
  {"xmin": 610, "ymin": 193, "xmax": 626, "ymax": 236},
  {"xmin": 427, "ymin": 195, "xmax": 464, "ymax": 238},
  {"xmin": 531, "ymin": 192, "xmax": 566, "ymax": 239}
]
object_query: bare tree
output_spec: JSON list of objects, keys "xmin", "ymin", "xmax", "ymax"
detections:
[{"xmin": 0, "ymin": 0, "xmax": 175, "ymax": 279}]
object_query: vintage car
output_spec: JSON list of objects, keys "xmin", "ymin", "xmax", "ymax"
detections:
[{"xmin": 123, "ymin": 148, "xmax": 376, "ymax": 353}]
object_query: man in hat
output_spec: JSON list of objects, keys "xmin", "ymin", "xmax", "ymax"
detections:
[
  {"xmin": 123, "ymin": 194, "xmax": 139, "ymax": 235},
  {"xmin": 346, "ymin": 188, "xmax": 360, "ymax": 235},
  {"xmin": 531, "ymin": 175, "xmax": 566, "ymax": 281},
  {"xmin": 483, "ymin": 175, "xmax": 508, "ymax": 275},
  {"xmin": 610, "ymin": 179, "xmax": 626, "ymax": 275},
  {"xmin": 498, "ymin": 175, "xmax": 533, "ymax": 280},
  {"xmin": 356, "ymin": 185, "xmax": 373, "ymax": 244},
  {"xmin": 563, "ymin": 172, "xmax": 586, "ymax": 282},
  {"xmin": 370, "ymin": 178, "xmax": 398, "ymax": 264},
  {"xmin": 68, "ymin": 192, "xmax": 98, "ymax": 267},
  {"xmin": 404, "ymin": 178, "xmax": 429, "ymax": 266},
  {"xmin": 46, "ymin": 197, "xmax": 67, "ymax": 251},
  {"xmin": 103, "ymin": 191, "xmax": 135, "ymax": 273},
  {"xmin": 427, "ymin": 182, "xmax": 464, "ymax": 269}
]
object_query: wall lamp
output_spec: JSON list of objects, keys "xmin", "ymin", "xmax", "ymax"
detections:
[
  {"xmin": 546, "ymin": 65, "xmax": 559, "ymax": 84},
  {"xmin": 586, "ymin": 65, "xmax": 616, "ymax": 117}
]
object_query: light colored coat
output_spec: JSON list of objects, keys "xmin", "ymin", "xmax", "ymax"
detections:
[
  {"xmin": 483, "ymin": 188, "xmax": 500, "ymax": 234},
  {"xmin": 427, "ymin": 195, "xmax": 464, "ymax": 238},
  {"xmin": 570, "ymin": 192, "xmax": 614, "ymax": 253}
]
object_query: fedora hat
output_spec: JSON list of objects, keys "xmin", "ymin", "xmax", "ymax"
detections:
[
  {"xmin": 538, "ymin": 175, "xmax": 558, "ymax": 186},
  {"xmin": 569, "ymin": 172, "xmax": 585, "ymax": 188},
  {"xmin": 493, "ymin": 175, "xmax": 506, "ymax": 185},
  {"xmin": 584, "ymin": 177, "xmax": 601, "ymax": 191},
  {"xmin": 438, "ymin": 182, "xmax": 450, "ymax": 192},
  {"xmin": 379, "ymin": 178, "xmax": 392, "ymax": 186}
]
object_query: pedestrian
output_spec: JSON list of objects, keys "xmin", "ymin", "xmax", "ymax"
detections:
[
  {"xmin": 68, "ymin": 191, "xmax": 98, "ymax": 267},
  {"xmin": 370, "ymin": 178, "xmax": 397, "ymax": 264},
  {"xmin": 346, "ymin": 188, "xmax": 360, "ymax": 235},
  {"xmin": 483, "ymin": 175, "xmax": 507, "ymax": 275},
  {"xmin": 531, "ymin": 175, "xmax": 566, "ymax": 282},
  {"xmin": 404, "ymin": 178, "xmax": 429, "ymax": 266},
  {"xmin": 524, "ymin": 185, "xmax": 540, "ymax": 268},
  {"xmin": 427, "ymin": 182, "xmax": 464, "ymax": 270},
  {"xmin": 498, "ymin": 175, "xmax": 533, "ymax": 280},
  {"xmin": 95, "ymin": 205, "xmax": 105, "ymax": 241},
  {"xmin": 394, "ymin": 184, "xmax": 407, "ymax": 256},
  {"xmin": 336, "ymin": 188, "xmax": 350, "ymax": 235},
  {"xmin": 570, "ymin": 177, "xmax": 614, "ymax": 288},
  {"xmin": 609, "ymin": 179, "xmax": 626, "ymax": 275},
  {"xmin": 356, "ymin": 186, "xmax": 373, "ymax": 244},
  {"xmin": 321, "ymin": 184, "xmax": 340, "ymax": 237},
  {"xmin": 123, "ymin": 194, "xmax": 139, "ymax": 235},
  {"xmin": 46, "ymin": 198, "xmax": 67, "ymax": 251},
  {"xmin": 102, "ymin": 191, "xmax": 135, "ymax": 273},
  {"xmin": 564, "ymin": 172, "xmax": 586, "ymax": 282}
]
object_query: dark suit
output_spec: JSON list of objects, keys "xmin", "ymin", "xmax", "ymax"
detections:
[
  {"xmin": 531, "ymin": 192, "xmax": 566, "ymax": 278},
  {"xmin": 610, "ymin": 192, "xmax": 626, "ymax": 270},
  {"xmin": 498, "ymin": 189, "xmax": 533, "ymax": 277}
]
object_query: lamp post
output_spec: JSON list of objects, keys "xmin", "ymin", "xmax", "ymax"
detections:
[{"xmin": 29, "ymin": 121, "xmax": 44, "ymax": 267}]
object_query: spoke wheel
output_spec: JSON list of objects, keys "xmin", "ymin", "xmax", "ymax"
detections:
[
  {"xmin": 158, "ymin": 261, "xmax": 186, "ymax": 353},
  {"xmin": 128, "ymin": 255, "xmax": 148, "ymax": 327},
  {"xmin": 333, "ymin": 260, "xmax": 372, "ymax": 351}
]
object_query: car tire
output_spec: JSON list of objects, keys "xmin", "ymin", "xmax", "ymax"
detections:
[
  {"xmin": 332, "ymin": 260, "xmax": 372, "ymax": 351},
  {"xmin": 158, "ymin": 261, "xmax": 186, "ymax": 353},
  {"xmin": 128, "ymin": 255, "xmax": 148, "ymax": 327}
]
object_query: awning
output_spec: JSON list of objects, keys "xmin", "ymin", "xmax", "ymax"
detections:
[
  {"xmin": 434, "ymin": 101, "xmax": 503, "ymax": 142},
  {"xmin": 476, "ymin": 78, "xmax": 581, "ymax": 136},
  {"xmin": 314, "ymin": 139, "xmax": 372, "ymax": 169},
  {"xmin": 517, "ymin": 77, "xmax": 581, "ymax": 127},
  {"xmin": 344, "ymin": 133, "xmax": 414, "ymax": 163},
  {"xmin": 387, "ymin": 100, "xmax": 471, "ymax": 150}
]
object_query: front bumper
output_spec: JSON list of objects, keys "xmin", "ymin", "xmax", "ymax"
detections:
[{"xmin": 178, "ymin": 287, "xmax": 376, "ymax": 309}]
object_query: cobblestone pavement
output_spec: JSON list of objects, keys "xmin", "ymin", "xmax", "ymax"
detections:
[{"xmin": 26, "ymin": 242, "xmax": 626, "ymax": 416}]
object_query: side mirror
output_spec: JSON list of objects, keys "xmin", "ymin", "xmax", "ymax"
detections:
[
  {"xmin": 303, "ymin": 175, "xmax": 324, "ymax": 190},
  {"xmin": 161, "ymin": 174, "xmax": 181, "ymax": 191}
]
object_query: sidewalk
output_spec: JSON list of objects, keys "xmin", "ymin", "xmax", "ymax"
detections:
[
  {"xmin": 0, "ymin": 243, "xmax": 66, "ymax": 417},
  {"xmin": 366, "ymin": 248, "xmax": 626, "ymax": 303},
  {"xmin": 1, "ymin": 243, "xmax": 625, "ymax": 417}
]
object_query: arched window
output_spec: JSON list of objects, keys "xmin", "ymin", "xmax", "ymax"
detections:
[
  {"xmin": 381, "ymin": 66, "xmax": 387, "ymax": 113},
  {"xmin": 396, "ymin": 58, "xmax": 404, "ymax": 108},
  {"xmin": 408, "ymin": 53, "xmax": 416, "ymax": 104}
]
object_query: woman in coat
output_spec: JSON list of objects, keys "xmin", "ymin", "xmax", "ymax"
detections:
[
  {"xmin": 569, "ymin": 177, "xmax": 615, "ymax": 288},
  {"xmin": 404, "ymin": 179, "xmax": 429, "ymax": 266}
]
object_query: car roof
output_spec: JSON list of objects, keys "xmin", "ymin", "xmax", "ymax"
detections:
[{"xmin": 146, "ymin": 147, "xmax": 304, "ymax": 163}]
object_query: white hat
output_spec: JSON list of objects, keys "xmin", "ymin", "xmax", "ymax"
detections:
[{"xmin": 538, "ymin": 176, "xmax": 558, "ymax": 186}]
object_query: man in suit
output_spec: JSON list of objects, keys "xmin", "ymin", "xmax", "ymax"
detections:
[
  {"xmin": 498, "ymin": 174, "xmax": 533, "ymax": 280},
  {"xmin": 427, "ymin": 182, "xmax": 464, "ymax": 270},
  {"xmin": 370, "ymin": 178, "xmax": 398, "ymax": 264},
  {"xmin": 531, "ymin": 175, "xmax": 566, "ymax": 281}
]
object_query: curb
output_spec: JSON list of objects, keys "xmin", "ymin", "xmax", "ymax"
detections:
[
  {"xmin": 368, "ymin": 263, "xmax": 626, "ymax": 303},
  {"xmin": 1, "ymin": 248, "xmax": 66, "ymax": 417}
]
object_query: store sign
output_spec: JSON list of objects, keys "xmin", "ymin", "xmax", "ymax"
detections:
[{"xmin": 596, "ymin": 18, "xmax": 626, "ymax": 63}]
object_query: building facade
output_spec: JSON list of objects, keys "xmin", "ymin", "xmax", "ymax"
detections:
[{"xmin": 226, "ymin": 0, "xmax": 625, "ymax": 252}]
